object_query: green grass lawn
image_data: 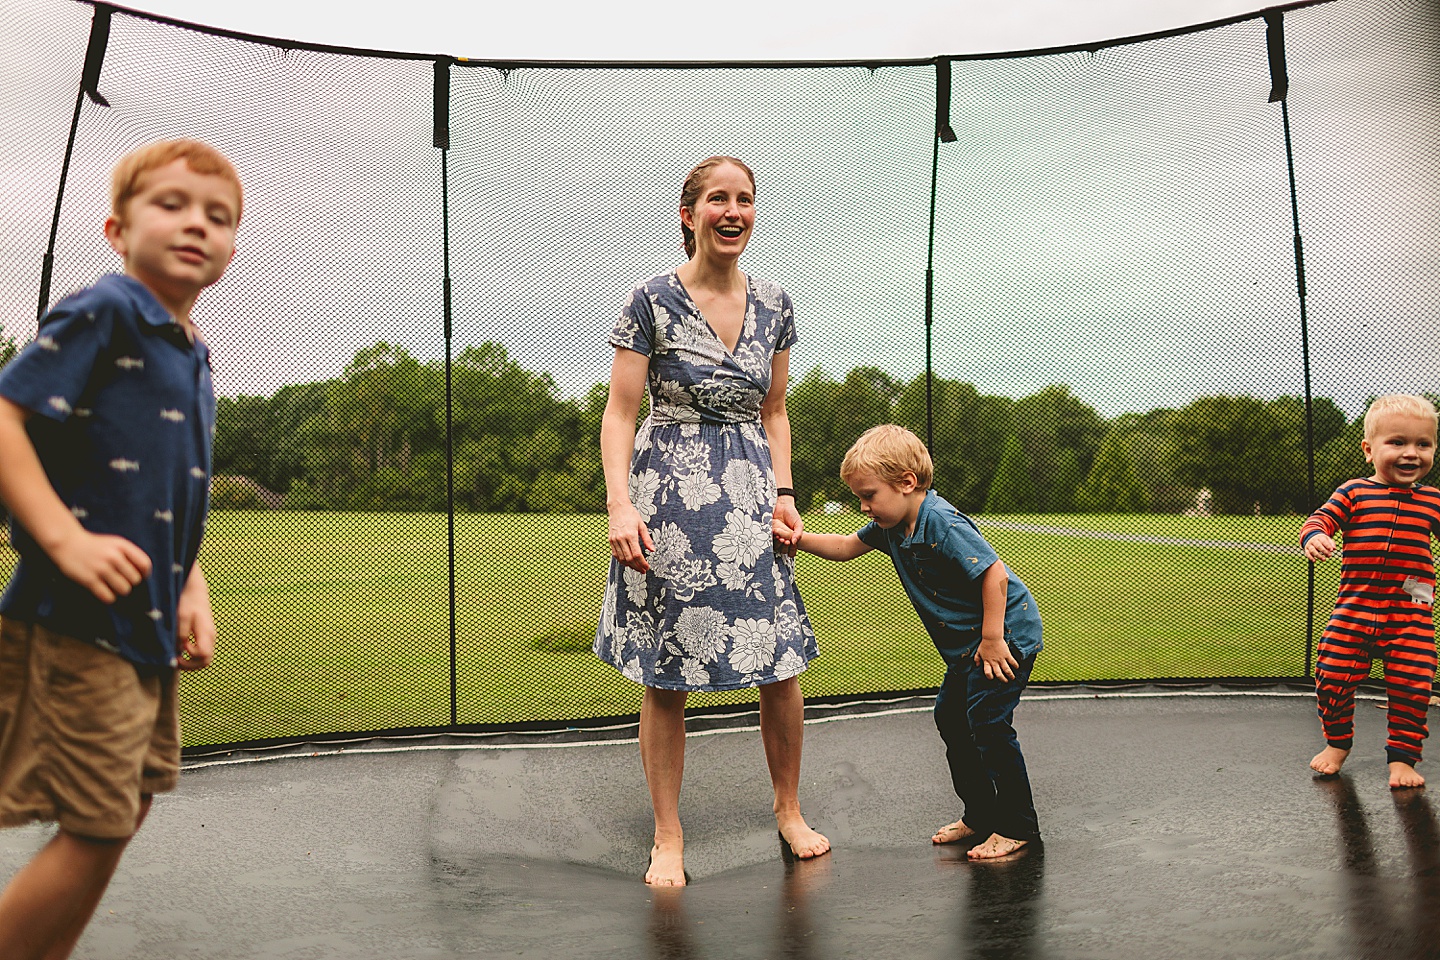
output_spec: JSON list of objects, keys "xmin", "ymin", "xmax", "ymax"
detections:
[{"xmin": 163, "ymin": 510, "xmax": 1339, "ymax": 747}]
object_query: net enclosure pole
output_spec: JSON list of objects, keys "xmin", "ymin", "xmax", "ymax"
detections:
[
  {"xmin": 1266, "ymin": 11, "xmax": 1316, "ymax": 678},
  {"xmin": 435, "ymin": 58, "xmax": 459, "ymax": 727}
]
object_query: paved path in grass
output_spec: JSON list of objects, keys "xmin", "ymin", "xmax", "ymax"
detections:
[{"xmin": 973, "ymin": 519, "xmax": 1306, "ymax": 555}]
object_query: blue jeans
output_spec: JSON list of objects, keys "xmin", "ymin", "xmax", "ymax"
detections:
[{"xmin": 933, "ymin": 646, "xmax": 1040, "ymax": 842}]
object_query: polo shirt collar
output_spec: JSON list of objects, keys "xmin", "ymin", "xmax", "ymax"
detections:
[
  {"xmin": 899, "ymin": 489, "xmax": 940, "ymax": 548},
  {"xmin": 105, "ymin": 273, "xmax": 178, "ymax": 330}
]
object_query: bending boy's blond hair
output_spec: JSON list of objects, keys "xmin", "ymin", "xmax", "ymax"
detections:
[
  {"xmin": 110, "ymin": 139, "xmax": 243, "ymax": 224},
  {"xmin": 1363, "ymin": 394, "xmax": 1438, "ymax": 438},
  {"xmin": 840, "ymin": 424, "xmax": 934, "ymax": 488}
]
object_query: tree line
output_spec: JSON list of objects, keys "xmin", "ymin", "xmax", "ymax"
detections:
[{"xmin": 207, "ymin": 340, "xmax": 1428, "ymax": 516}]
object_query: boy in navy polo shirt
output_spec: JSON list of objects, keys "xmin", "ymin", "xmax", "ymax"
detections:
[
  {"xmin": 774, "ymin": 424, "xmax": 1042, "ymax": 860},
  {"xmin": 0, "ymin": 139, "xmax": 239, "ymax": 959}
]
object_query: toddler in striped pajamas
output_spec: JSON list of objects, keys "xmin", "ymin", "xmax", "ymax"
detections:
[{"xmin": 1302, "ymin": 394, "xmax": 1439, "ymax": 789}]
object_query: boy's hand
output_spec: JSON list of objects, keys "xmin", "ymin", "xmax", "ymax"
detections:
[
  {"xmin": 51, "ymin": 529, "xmax": 151, "ymax": 604},
  {"xmin": 975, "ymin": 635, "xmax": 1019, "ymax": 681},
  {"xmin": 1304, "ymin": 533, "xmax": 1337, "ymax": 562},
  {"xmin": 773, "ymin": 498, "xmax": 803, "ymax": 558},
  {"xmin": 176, "ymin": 566, "xmax": 214, "ymax": 670}
]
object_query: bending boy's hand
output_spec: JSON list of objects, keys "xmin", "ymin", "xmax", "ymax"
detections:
[
  {"xmin": 52, "ymin": 528, "xmax": 151, "ymax": 604},
  {"xmin": 772, "ymin": 499, "xmax": 803, "ymax": 558},
  {"xmin": 975, "ymin": 636, "xmax": 1019, "ymax": 681},
  {"xmin": 1303, "ymin": 533, "xmax": 1336, "ymax": 562},
  {"xmin": 176, "ymin": 565, "xmax": 215, "ymax": 670}
]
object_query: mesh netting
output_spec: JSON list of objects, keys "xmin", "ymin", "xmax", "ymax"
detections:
[{"xmin": 0, "ymin": 0, "xmax": 1435, "ymax": 748}]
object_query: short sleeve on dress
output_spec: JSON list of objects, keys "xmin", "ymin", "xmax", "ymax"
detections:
[
  {"xmin": 0, "ymin": 291, "xmax": 116, "ymax": 424},
  {"xmin": 774, "ymin": 289, "xmax": 797, "ymax": 353},
  {"xmin": 609, "ymin": 284, "xmax": 656, "ymax": 358}
]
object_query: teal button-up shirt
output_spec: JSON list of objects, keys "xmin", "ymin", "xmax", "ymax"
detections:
[{"xmin": 858, "ymin": 490, "xmax": 1042, "ymax": 667}]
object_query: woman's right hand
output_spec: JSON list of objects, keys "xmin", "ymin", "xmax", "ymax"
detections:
[{"xmin": 608, "ymin": 502, "xmax": 654, "ymax": 573}]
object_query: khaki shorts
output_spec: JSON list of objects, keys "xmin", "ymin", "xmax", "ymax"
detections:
[{"xmin": 0, "ymin": 618, "xmax": 179, "ymax": 839}]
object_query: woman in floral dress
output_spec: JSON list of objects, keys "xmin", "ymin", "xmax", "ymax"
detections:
[{"xmin": 596, "ymin": 156, "xmax": 830, "ymax": 886}]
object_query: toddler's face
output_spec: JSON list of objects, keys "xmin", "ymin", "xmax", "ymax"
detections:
[{"xmin": 1362, "ymin": 412, "xmax": 1436, "ymax": 487}]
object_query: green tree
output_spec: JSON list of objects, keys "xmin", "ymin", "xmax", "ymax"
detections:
[
  {"xmin": 1168, "ymin": 394, "xmax": 1306, "ymax": 514},
  {"xmin": 984, "ymin": 435, "xmax": 1036, "ymax": 513},
  {"xmin": 1076, "ymin": 430, "xmax": 1150, "ymax": 512},
  {"xmin": 1013, "ymin": 385, "xmax": 1105, "ymax": 512},
  {"xmin": 787, "ymin": 366, "xmax": 846, "ymax": 510},
  {"xmin": 894, "ymin": 376, "xmax": 1012, "ymax": 512}
]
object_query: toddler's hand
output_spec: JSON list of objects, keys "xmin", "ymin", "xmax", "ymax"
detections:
[
  {"xmin": 51, "ymin": 529, "xmax": 151, "ymax": 604},
  {"xmin": 1303, "ymin": 533, "xmax": 1337, "ymax": 562}
]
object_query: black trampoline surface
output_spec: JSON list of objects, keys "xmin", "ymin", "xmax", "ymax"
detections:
[{"xmin": 3, "ymin": 685, "xmax": 1439, "ymax": 960}]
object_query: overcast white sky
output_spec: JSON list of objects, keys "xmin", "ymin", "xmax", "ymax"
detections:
[{"xmin": 117, "ymin": 0, "xmax": 1275, "ymax": 61}]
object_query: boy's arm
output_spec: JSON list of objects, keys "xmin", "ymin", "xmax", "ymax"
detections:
[
  {"xmin": 0, "ymin": 397, "xmax": 151, "ymax": 603},
  {"xmin": 1300, "ymin": 487, "xmax": 1349, "ymax": 562},
  {"xmin": 175, "ymin": 562, "xmax": 214, "ymax": 670},
  {"xmin": 975, "ymin": 560, "xmax": 1020, "ymax": 681},
  {"xmin": 773, "ymin": 519, "xmax": 871, "ymax": 561}
]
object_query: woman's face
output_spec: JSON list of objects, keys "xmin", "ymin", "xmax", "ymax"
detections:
[{"xmin": 681, "ymin": 162, "xmax": 754, "ymax": 261}]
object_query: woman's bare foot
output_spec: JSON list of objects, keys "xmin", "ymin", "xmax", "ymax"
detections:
[
  {"xmin": 932, "ymin": 819, "xmax": 980, "ymax": 845},
  {"xmin": 645, "ymin": 841, "xmax": 687, "ymax": 886},
  {"xmin": 1390, "ymin": 761, "xmax": 1426, "ymax": 789},
  {"xmin": 1310, "ymin": 745, "xmax": 1350, "ymax": 776},
  {"xmin": 777, "ymin": 814, "xmax": 830, "ymax": 860},
  {"xmin": 968, "ymin": 834, "xmax": 1029, "ymax": 860}
]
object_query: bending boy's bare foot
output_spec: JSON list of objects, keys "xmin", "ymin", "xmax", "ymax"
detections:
[
  {"xmin": 645, "ymin": 842, "xmax": 687, "ymax": 886},
  {"xmin": 932, "ymin": 819, "xmax": 980, "ymax": 845},
  {"xmin": 1389, "ymin": 762, "xmax": 1425, "ymax": 790},
  {"xmin": 777, "ymin": 814, "xmax": 831, "ymax": 860},
  {"xmin": 968, "ymin": 834, "xmax": 1028, "ymax": 860},
  {"xmin": 1310, "ymin": 746, "xmax": 1350, "ymax": 776}
]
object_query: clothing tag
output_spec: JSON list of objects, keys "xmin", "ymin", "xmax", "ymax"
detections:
[{"xmin": 1402, "ymin": 576, "xmax": 1434, "ymax": 607}]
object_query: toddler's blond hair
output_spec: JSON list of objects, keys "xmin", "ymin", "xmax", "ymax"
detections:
[
  {"xmin": 840, "ymin": 424, "xmax": 933, "ymax": 488},
  {"xmin": 1363, "ymin": 394, "xmax": 1438, "ymax": 439}
]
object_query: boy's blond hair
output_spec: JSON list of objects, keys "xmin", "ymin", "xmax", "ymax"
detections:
[
  {"xmin": 110, "ymin": 139, "xmax": 243, "ymax": 224},
  {"xmin": 1363, "ymin": 394, "xmax": 1438, "ymax": 438},
  {"xmin": 841, "ymin": 424, "xmax": 934, "ymax": 488}
]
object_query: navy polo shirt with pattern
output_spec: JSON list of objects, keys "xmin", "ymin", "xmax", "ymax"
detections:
[
  {"xmin": 0, "ymin": 273, "xmax": 216, "ymax": 671},
  {"xmin": 857, "ymin": 489, "xmax": 1042, "ymax": 667}
]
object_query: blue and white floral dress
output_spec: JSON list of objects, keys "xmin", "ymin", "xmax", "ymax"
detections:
[{"xmin": 595, "ymin": 269, "xmax": 819, "ymax": 692}]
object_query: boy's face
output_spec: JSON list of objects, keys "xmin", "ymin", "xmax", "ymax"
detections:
[
  {"xmin": 847, "ymin": 468, "xmax": 922, "ymax": 531},
  {"xmin": 104, "ymin": 158, "xmax": 239, "ymax": 317},
  {"xmin": 1362, "ymin": 411, "xmax": 1436, "ymax": 487}
]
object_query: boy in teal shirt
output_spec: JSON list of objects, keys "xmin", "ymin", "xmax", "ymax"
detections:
[{"xmin": 776, "ymin": 424, "xmax": 1042, "ymax": 859}]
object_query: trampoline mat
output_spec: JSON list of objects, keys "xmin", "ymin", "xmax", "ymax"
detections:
[{"xmin": 1, "ymin": 686, "xmax": 1437, "ymax": 959}]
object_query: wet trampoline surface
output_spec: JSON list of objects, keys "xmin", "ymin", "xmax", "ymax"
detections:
[{"xmin": 3, "ymin": 686, "xmax": 1439, "ymax": 959}]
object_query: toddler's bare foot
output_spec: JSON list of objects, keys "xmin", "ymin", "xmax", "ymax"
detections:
[
  {"xmin": 1389, "ymin": 761, "xmax": 1425, "ymax": 790},
  {"xmin": 968, "ymin": 834, "xmax": 1029, "ymax": 860},
  {"xmin": 777, "ymin": 814, "xmax": 831, "ymax": 860},
  {"xmin": 645, "ymin": 841, "xmax": 687, "ymax": 886},
  {"xmin": 1310, "ymin": 745, "xmax": 1350, "ymax": 776},
  {"xmin": 932, "ymin": 819, "xmax": 980, "ymax": 845},
  {"xmin": 1430, "ymin": 695, "xmax": 1440, "ymax": 707}
]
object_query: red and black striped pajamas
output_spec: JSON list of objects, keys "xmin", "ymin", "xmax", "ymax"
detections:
[{"xmin": 1302, "ymin": 479, "xmax": 1440, "ymax": 766}]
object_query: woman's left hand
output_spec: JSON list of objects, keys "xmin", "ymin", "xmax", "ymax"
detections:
[{"xmin": 773, "ymin": 497, "xmax": 803, "ymax": 558}]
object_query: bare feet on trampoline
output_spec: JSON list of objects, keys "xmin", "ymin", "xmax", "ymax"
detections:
[
  {"xmin": 932, "ymin": 819, "xmax": 979, "ymax": 845},
  {"xmin": 778, "ymin": 814, "xmax": 831, "ymax": 860},
  {"xmin": 967, "ymin": 834, "xmax": 1028, "ymax": 860},
  {"xmin": 1389, "ymin": 761, "xmax": 1425, "ymax": 790},
  {"xmin": 645, "ymin": 842, "xmax": 687, "ymax": 886},
  {"xmin": 1310, "ymin": 745, "xmax": 1350, "ymax": 777}
]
